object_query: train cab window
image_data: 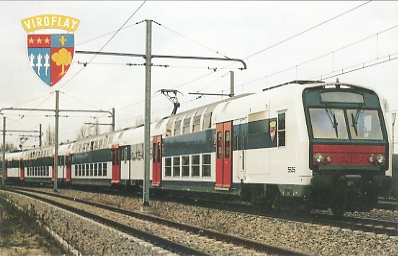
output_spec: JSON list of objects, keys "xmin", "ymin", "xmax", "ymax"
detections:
[
  {"xmin": 309, "ymin": 108, "xmax": 348, "ymax": 139},
  {"xmin": 173, "ymin": 156, "xmax": 180, "ymax": 177},
  {"xmin": 165, "ymin": 158, "xmax": 172, "ymax": 177},
  {"xmin": 192, "ymin": 155, "xmax": 200, "ymax": 176},
  {"xmin": 278, "ymin": 113, "xmax": 286, "ymax": 147},
  {"xmin": 202, "ymin": 154, "xmax": 211, "ymax": 177},
  {"xmin": 347, "ymin": 109, "xmax": 383, "ymax": 140},
  {"xmin": 182, "ymin": 156, "xmax": 190, "ymax": 176}
]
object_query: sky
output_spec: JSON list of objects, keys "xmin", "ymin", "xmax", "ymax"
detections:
[{"xmin": 1, "ymin": 1, "xmax": 397, "ymax": 151}]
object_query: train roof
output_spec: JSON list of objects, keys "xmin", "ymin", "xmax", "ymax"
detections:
[{"xmin": 262, "ymin": 79, "xmax": 377, "ymax": 93}]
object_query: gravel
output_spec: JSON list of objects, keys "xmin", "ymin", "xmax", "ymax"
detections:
[{"xmin": 2, "ymin": 188, "xmax": 397, "ymax": 255}]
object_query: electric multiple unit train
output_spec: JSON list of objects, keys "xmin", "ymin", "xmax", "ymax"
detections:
[{"xmin": 1, "ymin": 80, "xmax": 393, "ymax": 215}]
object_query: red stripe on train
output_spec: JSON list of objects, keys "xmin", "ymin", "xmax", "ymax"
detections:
[{"xmin": 312, "ymin": 144, "xmax": 386, "ymax": 166}]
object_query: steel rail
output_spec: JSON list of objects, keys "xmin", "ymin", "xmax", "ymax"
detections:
[
  {"xmin": 5, "ymin": 187, "xmax": 308, "ymax": 256},
  {"xmin": 3, "ymin": 188, "xmax": 207, "ymax": 256}
]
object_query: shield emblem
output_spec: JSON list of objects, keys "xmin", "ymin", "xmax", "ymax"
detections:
[{"xmin": 27, "ymin": 34, "xmax": 74, "ymax": 87}]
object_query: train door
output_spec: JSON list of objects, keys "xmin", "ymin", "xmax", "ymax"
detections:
[
  {"xmin": 111, "ymin": 144, "xmax": 121, "ymax": 184},
  {"xmin": 66, "ymin": 153, "xmax": 71, "ymax": 183},
  {"xmin": 215, "ymin": 121, "xmax": 233, "ymax": 189},
  {"xmin": 152, "ymin": 136, "xmax": 162, "ymax": 186},
  {"xmin": 4, "ymin": 160, "xmax": 7, "ymax": 180},
  {"xmin": 51, "ymin": 155, "xmax": 55, "ymax": 181},
  {"xmin": 19, "ymin": 158, "xmax": 24, "ymax": 181}
]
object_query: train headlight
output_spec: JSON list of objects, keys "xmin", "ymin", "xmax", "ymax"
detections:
[
  {"xmin": 368, "ymin": 154, "xmax": 375, "ymax": 164},
  {"xmin": 313, "ymin": 153, "xmax": 324, "ymax": 165},
  {"xmin": 325, "ymin": 155, "xmax": 333, "ymax": 163},
  {"xmin": 376, "ymin": 154, "xmax": 385, "ymax": 165}
]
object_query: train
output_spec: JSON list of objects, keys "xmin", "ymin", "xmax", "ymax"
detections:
[{"xmin": 1, "ymin": 80, "xmax": 394, "ymax": 215}]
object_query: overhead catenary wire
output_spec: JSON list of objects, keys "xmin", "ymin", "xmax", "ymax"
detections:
[
  {"xmin": 57, "ymin": 0, "xmax": 147, "ymax": 91},
  {"xmin": 244, "ymin": 1, "xmax": 372, "ymax": 60},
  {"xmin": 60, "ymin": 1, "xmax": 375, "ymax": 130},
  {"xmin": 241, "ymin": 24, "xmax": 398, "ymax": 86}
]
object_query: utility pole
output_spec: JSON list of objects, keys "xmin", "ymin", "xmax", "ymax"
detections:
[
  {"xmin": 1, "ymin": 102, "xmax": 115, "ymax": 192},
  {"xmin": 230, "ymin": 71, "xmax": 235, "ymax": 97},
  {"xmin": 39, "ymin": 124, "xmax": 42, "ymax": 147},
  {"xmin": 393, "ymin": 112, "xmax": 396, "ymax": 154},
  {"xmin": 54, "ymin": 90, "xmax": 59, "ymax": 192},
  {"xmin": 2, "ymin": 117, "xmax": 5, "ymax": 186},
  {"xmin": 76, "ymin": 20, "xmax": 247, "ymax": 207},
  {"xmin": 143, "ymin": 19, "xmax": 152, "ymax": 207}
]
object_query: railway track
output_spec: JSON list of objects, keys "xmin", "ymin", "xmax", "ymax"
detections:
[
  {"xmin": 377, "ymin": 198, "xmax": 398, "ymax": 211},
  {"xmin": 1, "ymin": 187, "xmax": 307, "ymax": 256},
  {"xmin": 308, "ymin": 212, "xmax": 398, "ymax": 237}
]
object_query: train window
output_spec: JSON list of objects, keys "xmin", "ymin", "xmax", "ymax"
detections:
[
  {"xmin": 103, "ymin": 163, "xmax": 107, "ymax": 177},
  {"xmin": 309, "ymin": 108, "xmax": 348, "ymax": 139},
  {"xmin": 165, "ymin": 158, "xmax": 172, "ymax": 177},
  {"xmin": 123, "ymin": 148, "xmax": 128, "ymax": 163},
  {"xmin": 203, "ymin": 111, "xmax": 212, "ymax": 130},
  {"xmin": 182, "ymin": 156, "xmax": 190, "ymax": 177},
  {"xmin": 131, "ymin": 145, "xmax": 137, "ymax": 160},
  {"xmin": 166, "ymin": 117, "xmax": 177, "ymax": 137},
  {"xmin": 183, "ymin": 113, "xmax": 194, "ymax": 134},
  {"xmin": 202, "ymin": 154, "xmax": 211, "ymax": 177},
  {"xmin": 217, "ymin": 132, "xmax": 223, "ymax": 159},
  {"xmin": 136, "ymin": 144, "xmax": 143, "ymax": 160},
  {"xmin": 192, "ymin": 155, "xmax": 200, "ymax": 176},
  {"xmin": 98, "ymin": 163, "xmax": 103, "ymax": 176},
  {"xmin": 75, "ymin": 165, "xmax": 79, "ymax": 176},
  {"xmin": 347, "ymin": 109, "xmax": 382, "ymax": 140},
  {"xmin": 182, "ymin": 118, "xmax": 191, "ymax": 134},
  {"xmin": 192, "ymin": 115, "xmax": 201, "ymax": 133},
  {"xmin": 94, "ymin": 163, "xmax": 98, "ymax": 176},
  {"xmin": 152, "ymin": 143, "xmax": 158, "ymax": 163},
  {"xmin": 278, "ymin": 113, "xmax": 286, "ymax": 147},
  {"xmin": 90, "ymin": 164, "xmax": 93, "ymax": 176},
  {"xmin": 174, "ymin": 119, "xmax": 182, "ymax": 136},
  {"xmin": 173, "ymin": 156, "xmax": 180, "ymax": 177},
  {"xmin": 225, "ymin": 131, "xmax": 230, "ymax": 159}
]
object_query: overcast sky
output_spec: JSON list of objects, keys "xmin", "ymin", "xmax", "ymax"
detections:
[{"xmin": 1, "ymin": 1, "xmax": 397, "ymax": 150}]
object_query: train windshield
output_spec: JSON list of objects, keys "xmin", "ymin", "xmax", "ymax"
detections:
[{"xmin": 309, "ymin": 108, "xmax": 383, "ymax": 140}]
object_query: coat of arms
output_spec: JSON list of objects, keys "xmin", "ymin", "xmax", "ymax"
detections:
[{"xmin": 21, "ymin": 14, "xmax": 80, "ymax": 87}]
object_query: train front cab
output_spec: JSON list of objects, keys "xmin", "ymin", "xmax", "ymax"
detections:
[{"xmin": 303, "ymin": 84, "xmax": 392, "ymax": 215}]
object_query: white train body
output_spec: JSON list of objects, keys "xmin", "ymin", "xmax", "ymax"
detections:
[{"xmin": 2, "ymin": 80, "xmax": 392, "ymax": 214}]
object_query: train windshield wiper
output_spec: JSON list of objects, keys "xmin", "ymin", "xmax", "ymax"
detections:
[
  {"xmin": 325, "ymin": 108, "xmax": 339, "ymax": 137},
  {"xmin": 351, "ymin": 109, "xmax": 361, "ymax": 136}
]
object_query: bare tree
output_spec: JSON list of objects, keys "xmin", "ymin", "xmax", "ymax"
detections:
[{"xmin": 45, "ymin": 124, "xmax": 55, "ymax": 146}]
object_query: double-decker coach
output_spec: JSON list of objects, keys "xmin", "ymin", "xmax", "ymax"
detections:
[{"xmin": 150, "ymin": 80, "xmax": 392, "ymax": 215}]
